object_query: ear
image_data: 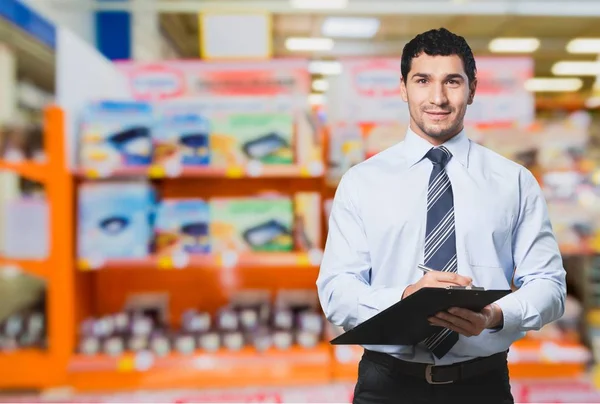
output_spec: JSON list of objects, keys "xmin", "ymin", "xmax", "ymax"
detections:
[
  {"xmin": 400, "ymin": 77, "xmax": 408, "ymax": 102},
  {"xmin": 467, "ymin": 78, "xmax": 477, "ymax": 105}
]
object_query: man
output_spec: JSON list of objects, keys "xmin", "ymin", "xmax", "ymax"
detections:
[{"xmin": 316, "ymin": 28, "xmax": 566, "ymax": 404}]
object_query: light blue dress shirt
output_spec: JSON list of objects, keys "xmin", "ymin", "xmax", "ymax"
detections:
[{"xmin": 317, "ymin": 127, "xmax": 567, "ymax": 366}]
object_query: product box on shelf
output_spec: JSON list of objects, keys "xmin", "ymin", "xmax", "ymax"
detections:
[
  {"xmin": 76, "ymin": 289, "xmax": 326, "ymax": 357},
  {"xmin": 77, "ymin": 182, "xmax": 155, "ymax": 260},
  {"xmin": 153, "ymin": 199, "xmax": 210, "ymax": 256},
  {"xmin": 327, "ymin": 121, "xmax": 406, "ymax": 185},
  {"xmin": 210, "ymin": 197, "xmax": 294, "ymax": 253},
  {"xmin": 360, "ymin": 122, "xmax": 407, "ymax": 160},
  {"xmin": 327, "ymin": 123, "xmax": 365, "ymax": 186},
  {"xmin": 210, "ymin": 113, "xmax": 294, "ymax": 167},
  {"xmin": 0, "ymin": 122, "xmax": 44, "ymax": 162},
  {"xmin": 79, "ymin": 101, "xmax": 157, "ymax": 173},
  {"xmin": 536, "ymin": 112, "xmax": 593, "ymax": 173},
  {"xmin": 293, "ymin": 192, "xmax": 321, "ymax": 251},
  {"xmin": 2, "ymin": 197, "xmax": 48, "ymax": 259},
  {"xmin": 153, "ymin": 104, "xmax": 211, "ymax": 168},
  {"xmin": 0, "ymin": 308, "xmax": 46, "ymax": 352}
]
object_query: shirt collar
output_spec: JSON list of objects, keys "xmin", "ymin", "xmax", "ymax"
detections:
[{"xmin": 403, "ymin": 126, "xmax": 470, "ymax": 168}]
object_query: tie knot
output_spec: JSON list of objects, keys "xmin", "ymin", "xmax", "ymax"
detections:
[{"xmin": 426, "ymin": 146, "xmax": 452, "ymax": 167}]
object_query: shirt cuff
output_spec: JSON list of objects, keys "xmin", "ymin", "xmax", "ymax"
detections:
[
  {"xmin": 490, "ymin": 293, "xmax": 522, "ymax": 334},
  {"xmin": 356, "ymin": 286, "xmax": 407, "ymax": 325}
]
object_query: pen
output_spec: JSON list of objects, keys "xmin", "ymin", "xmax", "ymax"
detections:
[
  {"xmin": 418, "ymin": 264, "xmax": 435, "ymax": 273},
  {"xmin": 417, "ymin": 264, "xmax": 482, "ymax": 290}
]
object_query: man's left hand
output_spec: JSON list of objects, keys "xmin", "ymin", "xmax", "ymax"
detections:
[{"xmin": 428, "ymin": 304, "xmax": 503, "ymax": 337}]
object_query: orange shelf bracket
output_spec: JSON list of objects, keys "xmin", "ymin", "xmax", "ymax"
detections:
[
  {"xmin": 0, "ymin": 256, "xmax": 48, "ymax": 279},
  {"xmin": 0, "ymin": 160, "xmax": 47, "ymax": 183}
]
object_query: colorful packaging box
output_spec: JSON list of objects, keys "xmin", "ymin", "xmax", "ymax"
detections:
[
  {"xmin": 78, "ymin": 182, "xmax": 155, "ymax": 259},
  {"xmin": 79, "ymin": 101, "xmax": 156, "ymax": 172},
  {"xmin": 210, "ymin": 197, "xmax": 294, "ymax": 252},
  {"xmin": 154, "ymin": 103, "xmax": 211, "ymax": 167},
  {"xmin": 153, "ymin": 199, "xmax": 210, "ymax": 255},
  {"xmin": 293, "ymin": 192, "xmax": 321, "ymax": 251},
  {"xmin": 210, "ymin": 113, "xmax": 294, "ymax": 167}
]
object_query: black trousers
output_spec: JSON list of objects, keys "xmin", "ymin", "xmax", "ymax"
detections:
[{"xmin": 352, "ymin": 352, "xmax": 514, "ymax": 404}]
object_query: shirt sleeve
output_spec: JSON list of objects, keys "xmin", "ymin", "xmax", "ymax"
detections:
[
  {"xmin": 493, "ymin": 168, "xmax": 567, "ymax": 334},
  {"xmin": 316, "ymin": 169, "xmax": 407, "ymax": 331}
]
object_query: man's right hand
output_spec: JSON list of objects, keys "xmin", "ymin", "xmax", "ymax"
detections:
[{"xmin": 402, "ymin": 271, "xmax": 472, "ymax": 299}]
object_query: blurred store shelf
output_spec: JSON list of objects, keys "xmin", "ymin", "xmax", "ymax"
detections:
[
  {"xmin": 67, "ymin": 343, "xmax": 331, "ymax": 391},
  {"xmin": 77, "ymin": 251, "xmax": 323, "ymax": 271},
  {"xmin": 76, "ymin": 164, "xmax": 325, "ymax": 180}
]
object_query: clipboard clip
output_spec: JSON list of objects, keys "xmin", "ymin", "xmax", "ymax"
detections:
[{"xmin": 445, "ymin": 285, "xmax": 485, "ymax": 291}]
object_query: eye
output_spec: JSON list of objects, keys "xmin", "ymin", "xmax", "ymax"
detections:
[
  {"xmin": 416, "ymin": 79, "xmax": 428, "ymax": 84},
  {"xmin": 446, "ymin": 79, "xmax": 460, "ymax": 86}
]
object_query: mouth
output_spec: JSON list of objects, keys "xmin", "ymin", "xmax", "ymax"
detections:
[{"xmin": 424, "ymin": 111, "xmax": 451, "ymax": 120}]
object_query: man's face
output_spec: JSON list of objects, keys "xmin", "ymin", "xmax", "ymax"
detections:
[{"xmin": 400, "ymin": 53, "xmax": 476, "ymax": 143}]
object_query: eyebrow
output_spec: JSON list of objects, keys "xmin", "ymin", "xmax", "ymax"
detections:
[{"xmin": 411, "ymin": 73, "xmax": 465, "ymax": 81}]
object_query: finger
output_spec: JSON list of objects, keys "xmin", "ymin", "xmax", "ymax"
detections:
[
  {"xmin": 435, "ymin": 312, "xmax": 478, "ymax": 335},
  {"xmin": 429, "ymin": 272, "xmax": 472, "ymax": 286},
  {"xmin": 448, "ymin": 307, "xmax": 479, "ymax": 322},
  {"xmin": 428, "ymin": 317, "xmax": 473, "ymax": 337}
]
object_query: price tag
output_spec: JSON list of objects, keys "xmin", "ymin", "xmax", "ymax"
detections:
[
  {"xmin": 309, "ymin": 161, "xmax": 325, "ymax": 177},
  {"xmin": 78, "ymin": 259, "xmax": 92, "ymax": 271},
  {"xmin": 296, "ymin": 253, "xmax": 310, "ymax": 266},
  {"xmin": 164, "ymin": 160, "xmax": 183, "ymax": 178},
  {"xmin": 157, "ymin": 255, "xmax": 174, "ymax": 270},
  {"xmin": 117, "ymin": 356, "xmax": 135, "ymax": 372},
  {"xmin": 225, "ymin": 166, "xmax": 244, "ymax": 178},
  {"xmin": 135, "ymin": 351, "xmax": 155, "ymax": 371},
  {"xmin": 84, "ymin": 169, "xmax": 100, "ymax": 179},
  {"xmin": 85, "ymin": 163, "xmax": 114, "ymax": 179},
  {"xmin": 79, "ymin": 256, "xmax": 105, "ymax": 271},
  {"xmin": 148, "ymin": 165, "xmax": 166, "ymax": 179},
  {"xmin": 246, "ymin": 160, "xmax": 263, "ymax": 177},
  {"xmin": 219, "ymin": 251, "xmax": 239, "ymax": 268},
  {"xmin": 171, "ymin": 251, "xmax": 190, "ymax": 269},
  {"xmin": 299, "ymin": 166, "xmax": 311, "ymax": 178},
  {"xmin": 335, "ymin": 346, "xmax": 355, "ymax": 364}
]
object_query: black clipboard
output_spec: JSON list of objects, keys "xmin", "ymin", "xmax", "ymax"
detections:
[{"xmin": 330, "ymin": 287, "xmax": 511, "ymax": 346}]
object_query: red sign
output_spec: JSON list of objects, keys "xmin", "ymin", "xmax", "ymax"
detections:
[{"xmin": 116, "ymin": 59, "xmax": 310, "ymax": 100}]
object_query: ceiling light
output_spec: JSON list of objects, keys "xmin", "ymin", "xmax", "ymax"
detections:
[
  {"xmin": 312, "ymin": 79, "xmax": 329, "ymax": 92},
  {"xmin": 309, "ymin": 93, "xmax": 326, "ymax": 106},
  {"xmin": 322, "ymin": 17, "xmax": 380, "ymax": 38},
  {"xmin": 285, "ymin": 37, "xmax": 334, "ymax": 51},
  {"xmin": 488, "ymin": 38, "xmax": 540, "ymax": 53},
  {"xmin": 290, "ymin": 0, "xmax": 348, "ymax": 9},
  {"xmin": 309, "ymin": 60, "xmax": 342, "ymax": 75},
  {"xmin": 552, "ymin": 61, "xmax": 600, "ymax": 76},
  {"xmin": 567, "ymin": 38, "xmax": 600, "ymax": 54},
  {"xmin": 524, "ymin": 78, "xmax": 583, "ymax": 92}
]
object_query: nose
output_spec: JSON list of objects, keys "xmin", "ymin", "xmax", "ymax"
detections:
[{"xmin": 429, "ymin": 82, "xmax": 448, "ymax": 106}]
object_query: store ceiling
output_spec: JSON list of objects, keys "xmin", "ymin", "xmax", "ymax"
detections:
[{"xmin": 160, "ymin": 12, "xmax": 600, "ymax": 92}]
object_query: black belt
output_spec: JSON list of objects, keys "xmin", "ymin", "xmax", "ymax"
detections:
[{"xmin": 363, "ymin": 349, "xmax": 508, "ymax": 385}]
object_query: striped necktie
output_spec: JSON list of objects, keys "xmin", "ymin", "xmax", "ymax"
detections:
[{"xmin": 422, "ymin": 146, "xmax": 459, "ymax": 359}]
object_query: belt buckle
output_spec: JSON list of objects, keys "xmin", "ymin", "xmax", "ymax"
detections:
[{"xmin": 425, "ymin": 364, "xmax": 454, "ymax": 385}]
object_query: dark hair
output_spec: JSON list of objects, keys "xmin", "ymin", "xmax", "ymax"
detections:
[{"xmin": 401, "ymin": 28, "xmax": 476, "ymax": 84}]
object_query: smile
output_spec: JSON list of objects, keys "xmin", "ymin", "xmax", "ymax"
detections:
[{"xmin": 425, "ymin": 111, "xmax": 451, "ymax": 119}]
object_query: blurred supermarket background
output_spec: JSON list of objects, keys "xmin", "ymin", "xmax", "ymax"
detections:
[{"xmin": 3, "ymin": 0, "xmax": 600, "ymax": 402}]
